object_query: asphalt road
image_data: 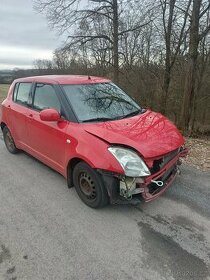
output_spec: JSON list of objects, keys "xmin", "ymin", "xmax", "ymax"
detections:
[{"xmin": 0, "ymin": 131, "xmax": 210, "ymax": 280}]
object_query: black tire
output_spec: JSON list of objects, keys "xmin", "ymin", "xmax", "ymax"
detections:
[
  {"xmin": 73, "ymin": 162, "xmax": 109, "ymax": 208},
  {"xmin": 3, "ymin": 126, "xmax": 19, "ymax": 154}
]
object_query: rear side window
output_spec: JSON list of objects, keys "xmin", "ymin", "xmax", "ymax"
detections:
[
  {"xmin": 13, "ymin": 83, "xmax": 19, "ymax": 101},
  {"xmin": 33, "ymin": 84, "xmax": 60, "ymax": 112},
  {"xmin": 14, "ymin": 83, "xmax": 32, "ymax": 105}
]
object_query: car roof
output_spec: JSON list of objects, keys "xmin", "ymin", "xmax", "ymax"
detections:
[{"xmin": 13, "ymin": 75, "xmax": 111, "ymax": 85}]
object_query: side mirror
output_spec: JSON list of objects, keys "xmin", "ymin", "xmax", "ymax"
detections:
[{"xmin": 40, "ymin": 108, "xmax": 60, "ymax": 122}]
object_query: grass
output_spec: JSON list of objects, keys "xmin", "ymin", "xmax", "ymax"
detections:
[{"xmin": 0, "ymin": 84, "xmax": 10, "ymax": 102}]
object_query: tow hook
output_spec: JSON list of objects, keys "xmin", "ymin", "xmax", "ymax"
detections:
[{"xmin": 151, "ymin": 180, "xmax": 164, "ymax": 187}]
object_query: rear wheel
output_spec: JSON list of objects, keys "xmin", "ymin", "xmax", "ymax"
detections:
[
  {"xmin": 3, "ymin": 126, "xmax": 19, "ymax": 154},
  {"xmin": 73, "ymin": 162, "xmax": 109, "ymax": 208}
]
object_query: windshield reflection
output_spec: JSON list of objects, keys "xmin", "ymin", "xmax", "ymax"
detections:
[{"xmin": 62, "ymin": 83, "xmax": 141, "ymax": 122}]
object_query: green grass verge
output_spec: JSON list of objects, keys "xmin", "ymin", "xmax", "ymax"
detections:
[{"xmin": 0, "ymin": 84, "xmax": 10, "ymax": 102}]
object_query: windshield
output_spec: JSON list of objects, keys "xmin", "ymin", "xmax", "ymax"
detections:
[{"xmin": 62, "ymin": 83, "xmax": 142, "ymax": 122}]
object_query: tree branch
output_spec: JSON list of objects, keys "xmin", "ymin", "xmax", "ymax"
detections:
[
  {"xmin": 90, "ymin": 0, "xmax": 112, "ymax": 5},
  {"xmin": 199, "ymin": 2, "xmax": 210, "ymax": 19},
  {"xmin": 118, "ymin": 21, "xmax": 151, "ymax": 36},
  {"xmin": 68, "ymin": 34, "xmax": 113, "ymax": 44},
  {"xmin": 77, "ymin": 7, "xmax": 112, "ymax": 20},
  {"xmin": 199, "ymin": 24, "xmax": 210, "ymax": 41}
]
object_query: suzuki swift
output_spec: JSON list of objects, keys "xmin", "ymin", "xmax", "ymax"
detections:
[{"xmin": 0, "ymin": 75, "xmax": 188, "ymax": 208}]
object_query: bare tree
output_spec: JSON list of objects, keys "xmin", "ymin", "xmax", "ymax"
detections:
[
  {"xmin": 33, "ymin": 59, "xmax": 54, "ymax": 74},
  {"xmin": 157, "ymin": 0, "xmax": 192, "ymax": 114},
  {"xmin": 32, "ymin": 0, "xmax": 210, "ymax": 134},
  {"xmin": 34, "ymin": 0, "xmax": 151, "ymax": 83},
  {"xmin": 180, "ymin": 0, "xmax": 210, "ymax": 132}
]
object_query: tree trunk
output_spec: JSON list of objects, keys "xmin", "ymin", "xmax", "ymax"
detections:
[
  {"xmin": 180, "ymin": 0, "xmax": 201, "ymax": 132},
  {"xmin": 162, "ymin": 67, "xmax": 171, "ymax": 114},
  {"xmin": 161, "ymin": 0, "xmax": 176, "ymax": 115},
  {"xmin": 113, "ymin": 0, "xmax": 119, "ymax": 84}
]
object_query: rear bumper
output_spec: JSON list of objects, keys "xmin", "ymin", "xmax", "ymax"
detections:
[{"xmin": 139, "ymin": 147, "xmax": 189, "ymax": 202}]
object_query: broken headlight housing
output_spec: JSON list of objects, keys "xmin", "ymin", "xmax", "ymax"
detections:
[{"xmin": 108, "ymin": 147, "xmax": 151, "ymax": 177}]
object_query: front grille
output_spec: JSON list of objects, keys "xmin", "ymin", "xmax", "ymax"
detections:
[
  {"xmin": 160, "ymin": 148, "xmax": 179, "ymax": 168},
  {"xmin": 150, "ymin": 148, "xmax": 179, "ymax": 174}
]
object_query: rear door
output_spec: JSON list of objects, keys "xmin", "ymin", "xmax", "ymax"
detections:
[
  {"xmin": 26, "ymin": 83, "xmax": 68, "ymax": 174},
  {"xmin": 7, "ymin": 82, "xmax": 32, "ymax": 147}
]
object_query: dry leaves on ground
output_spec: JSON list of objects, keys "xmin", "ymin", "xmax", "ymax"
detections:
[{"xmin": 183, "ymin": 137, "xmax": 210, "ymax": 172}]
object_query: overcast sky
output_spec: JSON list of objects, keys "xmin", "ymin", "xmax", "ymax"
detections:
[{"xmin": 0, "ymin": 0, "xmax": 63, "ymax": 70}]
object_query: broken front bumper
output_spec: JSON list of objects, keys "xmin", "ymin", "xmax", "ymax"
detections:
[
  {"xmin": 137, "ymin": 147, "xmax": 189, "ymax": 202},
  {"xmin": 130, "ymin": 148, "xmax": 189, "ymax": 202},
  {"xmin": 100, "ymin": 147, "xmax": 189, "ymax": 204}
]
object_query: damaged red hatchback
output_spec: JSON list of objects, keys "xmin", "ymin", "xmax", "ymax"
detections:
[{"xmin": 0, "ymin": 75, "xmax": 188, "ymax": 208}]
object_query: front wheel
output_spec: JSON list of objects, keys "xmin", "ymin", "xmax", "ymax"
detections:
[
  {"xmin": 73, "ymin": 162, "xmax": 109, "ymax": 208},
  {"xmin": 3, "ymin": 126, "xmax": 19, "ymax": 154}
]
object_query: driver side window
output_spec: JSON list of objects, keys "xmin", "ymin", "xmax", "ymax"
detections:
[{"xmin": 33, "ymin": 83, "xmax": 61, "ymax": 112}]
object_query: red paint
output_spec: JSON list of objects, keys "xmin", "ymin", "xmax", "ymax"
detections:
[
  {"xmin": 11, "ymin": 75, "xmax": 111, "ymax": 85},
  {"xmin": 40, "ymin": 108, "xmax": 61, "ymax": 122},
  {"xmin": 0, "ymin": 75, "xmax": 188, "ymax": 203},
  {"xmin": 82, "ymin": 110, "xmax": 184, "ymax": 159}
]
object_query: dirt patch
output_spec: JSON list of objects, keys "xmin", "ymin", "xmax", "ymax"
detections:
[{"xmin": 184, "ymin": 137, "xmax": 210, "ymax": 172}]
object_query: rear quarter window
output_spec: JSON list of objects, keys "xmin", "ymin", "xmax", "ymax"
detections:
[{"xmin": 14, "ymin": 83, "xmax": 32, "ymax": 106}]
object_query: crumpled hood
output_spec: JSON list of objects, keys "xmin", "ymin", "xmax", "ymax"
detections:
[{"xmin": 83, "ymin": 110, "xmax": 184, "ymax": 159}]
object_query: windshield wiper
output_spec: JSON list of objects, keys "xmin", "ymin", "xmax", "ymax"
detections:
[
  {"xmin": 82, "ymin": 117, "xmax": 114, "ymax": 123},
  {"xmin": 120, "ymin": 109, "xmax": 143, "ymax": 119},
  {"xmin": 81, "ymin": 109, "xmax": 145, "ymax": 123}
]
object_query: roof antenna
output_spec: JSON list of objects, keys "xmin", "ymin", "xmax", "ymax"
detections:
[{"xmin": 88, "ymin": 75, "xmax": 91, "ymax": 80}]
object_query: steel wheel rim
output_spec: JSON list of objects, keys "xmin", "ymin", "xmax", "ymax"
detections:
[{"xmin": 79, "ymin": 172, "xmax": 97, "ymax": 200}]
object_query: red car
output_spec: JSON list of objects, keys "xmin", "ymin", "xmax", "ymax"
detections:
[{"xmin": 0, "ymin": 75, "xmax": 188, "ymax": 208}]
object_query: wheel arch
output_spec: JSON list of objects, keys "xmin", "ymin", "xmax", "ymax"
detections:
[
  {"xmin": 66, "ymin": 151, "xmax": 102, "ymax": 188},
  {"xmin": 66, "ymin": 155, "xmax": 119, "ymax": 201},
  {"xmin": 67, "ymin": 157, "xmax": 86, "ymax": 188}
]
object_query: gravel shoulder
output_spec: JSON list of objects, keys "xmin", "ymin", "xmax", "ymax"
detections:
[{"xmin": 184, "ymin": 137, "xmax": 210, "ymax": 172}]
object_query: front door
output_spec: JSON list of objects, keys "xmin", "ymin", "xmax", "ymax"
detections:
[{"xmin": 26, "ymin": 83, "xmax": 68, "ymax": 174}]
